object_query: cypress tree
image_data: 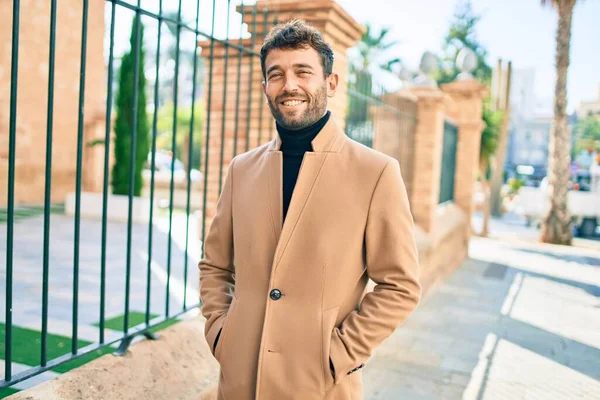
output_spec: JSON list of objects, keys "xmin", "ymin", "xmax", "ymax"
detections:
[{"xmin": 112, "ymin": 16, "xmax": 149, "ymax": 196}]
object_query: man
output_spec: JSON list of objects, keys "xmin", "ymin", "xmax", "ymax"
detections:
[{"xmin": 199, "ymin": 20, "xmax": 421, "ymax": 400}]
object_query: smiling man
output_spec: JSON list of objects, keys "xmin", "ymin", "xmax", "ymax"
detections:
[{"xmin": 199, "ymin": 20, "xmax": 421, "ymax": 400}]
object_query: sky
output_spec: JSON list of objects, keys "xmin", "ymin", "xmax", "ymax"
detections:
[
  {"xmin": 107, "ymin": 0, "xmax": 600, "ymax": 114},
  {"xmin": 336, "ymin": 0, "xmax": 600, "ymax": 114}
]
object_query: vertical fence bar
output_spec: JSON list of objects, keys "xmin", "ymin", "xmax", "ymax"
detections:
[
  {"xmin": 125, "ymin": 1, "xmax": 143, "ymax": 332},
  {"xmin": 146, "ymin": 0, "xmax": 163, "ymax": 325},
  {"xmin": 201, "ymin": 0, "xmax": 218, "ymax": 250},
  {"xmin": 165, "ymin": 0, "xmax": 183, "ymax": 317},
  {"xmin": 269, "ymin": 2, "xmax": 279, "ymax": 134},
  {"xmin": 4, "ymin": 0, "xmax": 21, "ymax": 382},
  {"xmin": 256, "ymin": 7, "xmax": 269, "ymax": 146},
  {"xmin": 232, "ymin": 1, "xmax": 245, "ymax": 157},
  {"xmin": 183, "ymin": 0, "xmax": 202, "ymax": 311},
  {"xmin": 273, "ymin": 4, "xmax": 280, "ymax": 25},
  {"xmin": 41, "ymin": 0, "xmax": 58, "ymax": 366},
  {"xmin": 166, "ymin": 0, "xmax": 184, "ymax": 317},
  {"xmin": 72, "ymin": 0, "xmax": 89, "ymax": 354},
  {"xmin": 218, "ymin": 0, "xmax": 232, "ymax": 194},
  {"xmin": 244, "ymin": 3, "xmax": 258, "ymax": 153},
  {"xmin": 100, "ymin": 0, "xmax": 117, "ymax": 344}
]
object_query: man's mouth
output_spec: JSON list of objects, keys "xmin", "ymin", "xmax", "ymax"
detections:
[{"xmin": 280, "ymin": 100, "xmax": 306, "ymax": 107}]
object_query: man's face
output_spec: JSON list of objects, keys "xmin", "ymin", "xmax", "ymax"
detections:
[{"xmin": 262, "ymin": 47, "xmax": 338, "ymax": 130}]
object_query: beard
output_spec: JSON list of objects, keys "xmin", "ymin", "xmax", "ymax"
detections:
[{"xmin": 266, "ymin": 83, "xmax": 328, "ymax": 131}]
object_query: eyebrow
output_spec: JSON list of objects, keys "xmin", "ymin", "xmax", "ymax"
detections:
[{"xmin": 266, "ymin": 63, "xmax": 315, "ymax": 76}]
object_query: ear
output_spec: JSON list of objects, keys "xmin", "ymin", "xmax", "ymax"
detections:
[
  {"xmin": 326, "ymin": 73, "xmax": 339, "ymax": 97},
  {"xmin": 262, "ymin": 80, "xmax": 267, "ymax": 97}
]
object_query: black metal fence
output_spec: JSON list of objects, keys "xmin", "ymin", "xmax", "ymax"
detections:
[
  {"xmin": 439, "ymin": 119, "xmax": 458, "ymax": 204},
  {"xmin": 1, "ymin": 0, "xmax": 278, "ymax": 390}
]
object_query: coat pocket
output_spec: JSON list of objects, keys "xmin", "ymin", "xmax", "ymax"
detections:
[
  {"xmin": 215, "ymin": 295, "xmax": 238, "ymax": 362},
  {"xmin": 321, "ymin": 305, "xmax": 340, "ymax": 391}
]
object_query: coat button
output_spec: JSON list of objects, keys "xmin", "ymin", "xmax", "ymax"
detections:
[{"xmin": 269, "ymin": 289, "xmax": 282, "ymax": 300}]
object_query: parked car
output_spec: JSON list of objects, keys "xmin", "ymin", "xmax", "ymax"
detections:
[
  {"xmin": 514, "ymin": 173, "xmax": 600, "ymax": 237},
  {"xmin": 143, "ymin": 150, "xmax": 202, "ymax": 184}
]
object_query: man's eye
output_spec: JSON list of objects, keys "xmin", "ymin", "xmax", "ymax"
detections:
[
  {"xmin": 269, "ymin": 74, "xmax": 282, "ymax": 80},
  {"xmin": 298, "ymin": 70, "xmax": 311, "ymax": 75}
]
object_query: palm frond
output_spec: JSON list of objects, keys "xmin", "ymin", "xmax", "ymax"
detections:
[{"xmin": 381, "ymin": 57, "xmax": 401, "ymax": 72}]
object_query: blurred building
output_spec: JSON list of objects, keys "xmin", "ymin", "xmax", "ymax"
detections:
[
  {"xmin": 572, "ymin": 85, "xmax": 600, "ymax": 179},
  {"xmin": 506, "ymin": 112, "xmax": 551, "ymax": 186},
  {"xmin": 504, "ymin": 68, "xmax": 550, "ymax": 186},
  {"xmin": 576, "ymin": 84, "xmax": 600, "ymax": 119},
  {"xmin": 509, "ymin": 67, "xmax": 536, "ymax": 120}
]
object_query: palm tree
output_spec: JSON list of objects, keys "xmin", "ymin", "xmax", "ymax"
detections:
[
  {"xmin": 351, "ymin": 24, "xmax": 402, "ymax": 74},
  {"xmin": 539, "ymin": 0, "xmax": 578, "ymax": 245}
]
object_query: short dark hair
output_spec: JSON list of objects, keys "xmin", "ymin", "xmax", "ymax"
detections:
[{"xmin": 260, "ymin": 19, "xmax": 334, "ymax": 79}]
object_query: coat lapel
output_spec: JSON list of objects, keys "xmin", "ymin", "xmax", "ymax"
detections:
[
  {"xmin": 273, "ymin": 152, "xmax": 328, "ymax": 268},
  {"xmin": 266, "ymin": 115, "xmax": 347, "ymax": 269},
  {"xmin": 267, "ymin": 151, "xmax": 283, "ymax": 245}
]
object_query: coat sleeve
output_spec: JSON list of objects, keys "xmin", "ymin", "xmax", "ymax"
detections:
[
  {"xmin": 329, "ymin": 159, "xmax": 421, "ymax": 383},
  {"xmin": 199, "ymin": 157, "xmax": 237, "ymax": 356}
]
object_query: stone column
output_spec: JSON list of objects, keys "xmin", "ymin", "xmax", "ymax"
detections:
[
  {"xmin": 441, "ymin": 79, "xmax": 487, "ymax": 221},
  {"xmin": 407, "ymin": 87, "xmax": 448, "ymax": 233},
  {"xmin": 198, "ymin": 0, "xmax": 363, "ymax": 229}
]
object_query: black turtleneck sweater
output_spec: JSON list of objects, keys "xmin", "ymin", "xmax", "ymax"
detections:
[{"xmin": 277, "ymin": 111, "xmax": 331, "ymax": 223}]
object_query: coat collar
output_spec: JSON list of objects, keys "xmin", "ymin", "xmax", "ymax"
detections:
[
  {"xmin": 267, "ymin": 112, "xmax": 346, "ymax": 153},
  {"xmin": 265, "ymin": 112, "xmax": 345, "ymax": 268}
]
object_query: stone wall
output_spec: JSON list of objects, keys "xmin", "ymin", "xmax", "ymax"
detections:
[{"xmin": 374, "ymin": 79, "xmax": 486, "ymax": 294}]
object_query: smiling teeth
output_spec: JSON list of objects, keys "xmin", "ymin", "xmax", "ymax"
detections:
[{"xmin": 283, "ymin": 100, "xmax": 303, "ymax": 106}]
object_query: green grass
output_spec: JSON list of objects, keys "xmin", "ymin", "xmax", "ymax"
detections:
[
  {"xmin": 92, "ymin": 311, "xmax": 180, "ymax": 334},
  {"xmin": 0, "ymin": 204, "xmax": 65, "ymax": 223},
  {"xmin": 0, "ymin": 323, "xmax": 112, "ymax": 374},
  {"xmin": 93, "ymin": 311, "xmax": 160, "ymax": 331},
  {"xmin": 0, "ymin": 387, "xmax": 20, "ymax": 399}
]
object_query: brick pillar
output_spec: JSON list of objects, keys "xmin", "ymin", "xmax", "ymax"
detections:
[
  {"xmin": 407, "ymin": 87, "xmax": 448, "ymax": 233},
  {"xmin": 0, "ymin": 0, "xmax": 105, "ymax": 206},
  {"xmin": 441, "ymin": 79, "xmax": 487, "ymax": 221},
  {"xmin": 198, "ymin": 0, "xmax": 363, "ymax": 230}
]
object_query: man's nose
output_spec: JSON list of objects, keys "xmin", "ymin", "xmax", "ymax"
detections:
[{"xmin": 282, "ymin": 72, "xmax": 300, "ymax": 92}]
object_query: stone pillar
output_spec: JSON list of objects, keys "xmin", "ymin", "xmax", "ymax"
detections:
[
  {"xmin": 0, "ymin": 0, "xmax": 105, "ymax": 206},
  {"xmin": 198, "ymin": 0, "xmax": 363, "ymax": 229},
  {"xmin": 407, "ymin": 87, "xmax": 448, "ymax": 233},
  {"xmin": 441, "ymin": 79, "xmax": 487, "ymax": 220}
]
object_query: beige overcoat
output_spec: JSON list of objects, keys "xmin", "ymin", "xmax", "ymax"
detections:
[{"xmin": 199, "ymin": 114, "xmax": 421, "ymax": 400}]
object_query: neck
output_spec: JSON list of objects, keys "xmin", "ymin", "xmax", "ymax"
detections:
[{"xmin": 277, "ymin": 111, "xmax": 331, "ymax": 152}]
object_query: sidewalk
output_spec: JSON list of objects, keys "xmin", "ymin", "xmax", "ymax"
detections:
[{"xmin": 363, "ymin": 230, "xmax": 600, "ymax": 399}]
